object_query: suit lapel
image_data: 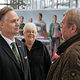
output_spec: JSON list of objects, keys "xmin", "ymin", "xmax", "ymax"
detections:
[
  {"xmin": 3, "ymin": 45, "xmax": 22, "ymax": 69},
  {"xmin": 0, "ymin": 35, "xmax": 22, "ymax": 71}
]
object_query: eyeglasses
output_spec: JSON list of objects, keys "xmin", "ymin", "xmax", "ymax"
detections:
[{"xmin": 60, "ymin": 22, "xmax": 64, "ymax": 27}]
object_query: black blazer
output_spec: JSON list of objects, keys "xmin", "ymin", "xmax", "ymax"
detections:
[{"xmin": 0, "ymin": 35, "xmax": 31, "ymax": 80}]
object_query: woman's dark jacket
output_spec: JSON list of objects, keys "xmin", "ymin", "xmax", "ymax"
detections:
[{"xmin": 22, "ymin": 39, "xmax": 51, "ymax": 80}]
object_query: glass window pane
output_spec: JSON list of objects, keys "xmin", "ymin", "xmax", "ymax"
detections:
[
  {"xmin": 37, "ymin": 0, "xmax": 40, "ymax": 9},
  {"xmin": 70, "ymin": 0, "xmax": 76, "ymax": 8}
]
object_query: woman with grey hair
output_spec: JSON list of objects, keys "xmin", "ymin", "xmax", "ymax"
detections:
[{"xmin": 22, "ymin": 22, "xmax": 51, "ymax": 80}]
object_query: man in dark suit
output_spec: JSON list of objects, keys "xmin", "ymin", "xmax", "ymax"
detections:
[{"xmin": 0, "ymin": 6, "xmax": 31, "ymax": 80}]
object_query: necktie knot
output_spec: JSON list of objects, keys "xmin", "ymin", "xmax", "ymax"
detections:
[{"xmin": 11, "ymin": 42, "xmax": 16, "ymax": 49}]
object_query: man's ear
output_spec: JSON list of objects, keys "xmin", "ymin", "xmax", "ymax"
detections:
[
  {"xmin": 0, "ymin": 21, "xmax": 4, "ymax": 29},
  {"xmin": 71, "ymin": 24, "xmax": 77, "ymax": 33}
]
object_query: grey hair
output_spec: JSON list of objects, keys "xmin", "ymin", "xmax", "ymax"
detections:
[
  {"xmin": 64, "ymin": 9, "xmax": 80, "ymax": 33},
  {"xmin": 23, "ymin": 22, "xmax": 37, "ymax": 34},
  {"xmin": 0, "ymin": 6, "xmax": 13, "ymax": 22}
]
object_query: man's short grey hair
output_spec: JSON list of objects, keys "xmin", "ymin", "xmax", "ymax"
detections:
[
  {"xmin": 0, "ymin": 6, "xmax": 13, "ymax": 21},
  {"xmin": 64, "ymin": 9, "xmax": 80, "ymax": 33},
  {"xmin": 23, "ymin": 23, "xmax": 37, "ymax": 34}
]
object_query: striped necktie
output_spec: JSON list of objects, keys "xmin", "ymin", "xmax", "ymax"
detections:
[{"xmin": 11, "ymin": 42, "xmax": 21, "ymax": 64}]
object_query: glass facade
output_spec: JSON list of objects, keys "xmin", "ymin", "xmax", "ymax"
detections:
[{"xmin": 0, "ymin": 0, "xmax": 79, "ymax": 9}]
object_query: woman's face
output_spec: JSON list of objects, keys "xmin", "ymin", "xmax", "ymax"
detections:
[{"xmin": 24, "ymin": 28, "xmax": 36, "ymax": 43}]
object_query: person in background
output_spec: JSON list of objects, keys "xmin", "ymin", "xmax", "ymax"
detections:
[
  {"xmin": 28, "ymin": 18, "xmax": 33, "ymax": 22},
  {"xmin": 22, "ymin": 23, "xmax": 51, "ymax": 80},
  {"xmin": 46, "ymin": 9, "xmax": 80, "ymax": 80},
  {"xmin": 18, "ymin": 16, "xmax": 25, "ymax": 35},
  {"xmin": 49, "ymin": 15, "xmax": 62, "ymax": 59},
  {"xmin": 0, "ymin": 6, "xmax": 31, "ymax": 80},
  {"xmin": 34, "ymin": 13, "xmax": 47, "ymax": 37}
]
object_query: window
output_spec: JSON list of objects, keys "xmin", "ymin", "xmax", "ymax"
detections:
[{"xmin": 0, "ymin": 0, "xmax": 79, "ymax": 9}]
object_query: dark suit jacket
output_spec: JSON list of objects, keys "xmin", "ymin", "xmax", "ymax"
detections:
[{"xmin": 0, "ymin": 35, "xmax": 31, "ymax": 80}]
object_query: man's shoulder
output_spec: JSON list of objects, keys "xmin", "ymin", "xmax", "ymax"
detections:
[
  {"xmin": 69, "ymin": 41, "xmax": 80, "ymax": 49},
  {"xmin": 15, "ymin": 38, "xmax": 24, "ymax": 45},
  {"xmin": 41, "ymin": 20, "xmax": 46, "ymax": 23},
  {"xmin": 65, "ymin": 41, "xmax": 80, "ymax": 55},
  {"xmin": 34, "ymin": 20, "xmax": 46, "ymax": 24},
  {"xmin": 0, "ymin": 35, "xmax": 7, "ymax": 45}
]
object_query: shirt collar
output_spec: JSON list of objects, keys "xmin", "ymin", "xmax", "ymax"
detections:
[{"xmin": 1, "ymin": 33, "xmax": 15, "ymax": 46}]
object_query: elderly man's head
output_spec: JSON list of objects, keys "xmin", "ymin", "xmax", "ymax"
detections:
[{"xmin": 60, "ymin": 9, "xmax": 80, "ymax": 40}]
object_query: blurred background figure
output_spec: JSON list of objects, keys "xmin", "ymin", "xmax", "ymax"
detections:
[
  {"xmin": 18, "ymin": 16, "xmax": 25, "ymax": 35},
  {"xmin": 22, "ymin": 23, "xmax": 51, "ymax": 80},
  {"xmin": 34, "ymin": 13, "xmax": 47, "ymax": 37},
  {"xmin": 28, "ymin": 18, "xmax": 33, "ymax": 22},
  {"xmin": 49, "ymin": 15, "xmax": 62, "ymax": 60}
]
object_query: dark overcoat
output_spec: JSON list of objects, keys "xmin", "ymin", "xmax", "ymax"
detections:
[{"xmin": 0, "ymin": 35, "xmax": 31, "ymax": 80}]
